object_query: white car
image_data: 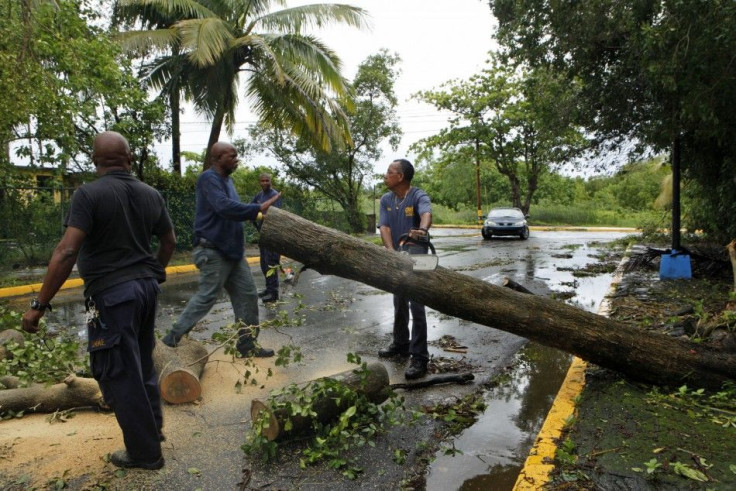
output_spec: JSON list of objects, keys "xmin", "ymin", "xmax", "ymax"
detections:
[{"xmin": 481, "ymin": 207, "xmax": 530, "ymax": 240}]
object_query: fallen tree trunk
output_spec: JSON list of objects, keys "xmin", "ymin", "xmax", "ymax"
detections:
[
  {"xmin": 153, "ymin": 338, "xmax": 209, "ymax": 404},
  {"xmin": 260, "ymin": 208, "xmax": 736, "ymax": 390},
  {"xmin": 0, "ymin": 375, "xmax": 104, "ymax": 413},
  {"xmin": 251, "ymin": 362, "xmax": 391, "ymax": 441}
]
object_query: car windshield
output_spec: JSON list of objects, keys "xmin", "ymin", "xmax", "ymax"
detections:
[{"xmin": 488, "ymin": 208, "xmax": 523, "ymax": 219}]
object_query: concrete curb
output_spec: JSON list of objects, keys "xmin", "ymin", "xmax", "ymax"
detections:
[
  {"xmin": 513, "ymin": 249, "xmax": 631, "ymax": 489},
  {"xmin": 0, "ymin": 257, "xmax": 261, "ymax": 299}
]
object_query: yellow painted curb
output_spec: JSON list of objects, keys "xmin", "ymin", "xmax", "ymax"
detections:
[
  {"xmin": 513, "ymin": 251, "xmax": 630, "ymax": 490},
  {"xmin": 513, "ymin": 357, "xmax": 587, "ymax": 489},
  {"xmin": 0, "ymin": 256, "xmax": 261, "ymax": 299}
]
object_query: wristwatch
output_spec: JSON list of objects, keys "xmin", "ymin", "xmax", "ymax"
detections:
[{"xmin": 30, "ymin": 298, "xmax": 52, "ymax": 312}]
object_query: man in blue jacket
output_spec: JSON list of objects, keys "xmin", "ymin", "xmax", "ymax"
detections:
[{"xmin": 162, "ymin": 142, "xmax": 281, "ymax": 357}]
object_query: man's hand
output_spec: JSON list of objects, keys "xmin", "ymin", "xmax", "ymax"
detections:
[
  {"xmin": 259, "ymin": 192, "xmax": 282, "ymax": 214},
  {"xmin": 408, "ymin": 228, "xmax": 429, "ymax": 241},
  {"xmin": 22, "ymin": 309, "xmax": 44, "ymax": 333}
]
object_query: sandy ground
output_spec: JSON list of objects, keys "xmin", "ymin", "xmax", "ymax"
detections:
[{"xmin": 0, "ymin": 347, "xmax": 283, "ymax": 490}]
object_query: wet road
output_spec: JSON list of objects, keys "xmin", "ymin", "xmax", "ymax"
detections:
[{"xmin": 5, "ymin": 227, "xmax": 631, "ymax": 489}]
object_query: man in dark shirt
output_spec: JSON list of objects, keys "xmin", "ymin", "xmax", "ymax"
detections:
[
  {"xmin": 22, "ymin": 131, "xmax": 177, "ymax": 470},
  {"xmin": 161, "ymin": 142, "xmax": 281, "ymax": 357},
  {"xmin": 251, "ymin": 173, "xmax": 282, "ymax": 303}
]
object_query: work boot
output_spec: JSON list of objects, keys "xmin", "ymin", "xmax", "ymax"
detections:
[
  {"xmin": 404, "ymin": 358, "xmax": 428, "ymax": 380},
  {"xmin": 378, "ymin": 343, "xmax": 410, "ymax": 358},
  {"xmin": 238, "ymin": 345, "xmax": 275, "ymax": 358},
  {"xmin": 258, "ymin": 289, "xmax": 269, "ymax": 298},
  {"xmin": 261, "ymin": 291, "xmax": 279, "ymax": 304},
  {"xmin": 110, "ymin": 450, "xmax": 164, "ymax": 470}
]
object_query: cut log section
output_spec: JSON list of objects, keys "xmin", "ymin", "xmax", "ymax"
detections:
[
  {"xmin": 0, "ymin": 375, "xmax": 104, "ymax": 413},
  {"xmin": 251, "ymin": 362, "xmax": 391, "ymax": 441},
  {"xmin": 260, "ymin": 207, "xmax": 736, "ymax": 390},
  {"xmin": 153, "ymin": 338, "xmax": 209, "ymax": 404}
]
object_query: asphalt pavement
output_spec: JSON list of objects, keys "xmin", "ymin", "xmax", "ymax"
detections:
[{"xmin": 0, "ymin": 227, "xmax": 634, "ymax": 490}]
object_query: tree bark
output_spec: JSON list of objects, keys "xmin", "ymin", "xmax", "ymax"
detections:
[
  {"xmin": 727, "ymin": 240, "xmax": 736, "ymax": 292},
  {"xmin": 153, "ymin": 338, "xmax": 209, "ymax": 404},
  {"xmin": 250, "ymin": 362, "xmax": 391, "ymax": 441},
  {"xmin": 0, "ymin": 375, "xmax": 104, "ymax": 413},
  {"xmin": 260, "ymin": 208, "xmax": 736, "ymax": 390}
]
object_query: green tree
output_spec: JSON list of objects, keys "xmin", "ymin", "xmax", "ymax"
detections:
[
  {"xmin": 490, "ymin": 0, "xmax": 736, "ymax": 241},
  {"xmin": 114, "ymin": 0, "xmax": 369, "ymax": 167},
  {"xmin": 113, "ymin": 1, "xmax": 189, "ymax": 174},
  {"xmin": 0, "ymin": 0, "xmax": 165, "ymax": 175},
  {"xmin": 412, "ymin": 58, "xmax": 584, "ymax": 215},
  {"xmin": 241, "ymin": 50, "xmax": 403, "ymax": 233}
]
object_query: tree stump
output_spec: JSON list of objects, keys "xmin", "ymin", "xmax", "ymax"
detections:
[
  {"xmin": 0, "ymin": 329, "xmax": 25, "ymax": 361},
  {"xmin": 251, "ymin": 362, "xmax": 391, "ymax": 441},
  {"xmin": 0, "ymin": 375, "xmax": 104, "ymax": 413},
  {"xmin": 153, "ymin": 338, "xmax": 209, "ymax": 404}
]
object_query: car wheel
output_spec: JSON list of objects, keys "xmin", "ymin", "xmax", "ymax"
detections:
[
  {"xmin": 482, "ymin": 231, "xmax": 491, "ymax": 240},
  {"xmin": 520, "ymin": 227, "xmax": 529, "ymax": 240}
]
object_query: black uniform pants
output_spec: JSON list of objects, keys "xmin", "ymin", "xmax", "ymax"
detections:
[{"xmin": 88, "ymin": 278, "xmax": 163, "ymax": 462}]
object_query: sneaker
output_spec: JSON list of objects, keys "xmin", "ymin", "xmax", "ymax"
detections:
[
  {"xmin": 404, "ymin": 358, "xmax": 428, "ymax": 380},
  {"xmin": 238, "ymin": 346, "xmax": 275, "ymax": 358},
  {"xmin": 261, "ymin": 292, "xmax": 279, "ymax": 303},
  {"xmin": 378, "ymin": 343, "xmax": 410, "ymax": 358},
  {"xmin": 110, "ymin": 450, "xmax": 164, "ymax": 470}
]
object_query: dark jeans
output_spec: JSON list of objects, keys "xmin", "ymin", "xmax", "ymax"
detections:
[
  {"xmin": 259, "ymin": 246, "xmax": 281, "ymax": 294},
  {"xmin": 393, "ymin": 242, "xmax": 429, "ymax": 362},
  {"xmin": 88, "ymin": 278, "xmax": 162, "ymax": 462}
]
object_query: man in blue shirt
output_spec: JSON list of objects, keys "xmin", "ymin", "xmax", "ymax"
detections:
[
  {"xmin": 251, "ymin": 173, "xmax": 282, "ymax": 303},
  {"xmin": 378, "ymin": 159, "xmax": 433, "ymax": 379},
  {"xmin": 162, "ymin": 142, "xmax": 281, "ymax": 357}
]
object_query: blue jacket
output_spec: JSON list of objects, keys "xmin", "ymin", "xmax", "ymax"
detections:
[{"xmin": 193, "ymin": 169, "xmax": 261, "ymax": 260}]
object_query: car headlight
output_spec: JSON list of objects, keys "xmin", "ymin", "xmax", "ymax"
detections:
[
  {"xmin": 485, "ymin": 220, "xmax": 497, "ymax": 226},
  {"xmin": 513, "ymin": 221, "xmax": 526, "ymax": 227}
]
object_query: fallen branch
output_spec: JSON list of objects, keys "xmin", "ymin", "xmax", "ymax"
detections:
[{"xmin": 390, "ymin": 372, "xmax": 474, "ymax": 390}]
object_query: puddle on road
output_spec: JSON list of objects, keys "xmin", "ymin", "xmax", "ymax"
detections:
[
  {"xmin": 425, "ymin": 236, "xmax": 620, "ymax": 491},
  {"xmin": 426, "ymin": 343, "xmax": 571, "ymax": 491}
]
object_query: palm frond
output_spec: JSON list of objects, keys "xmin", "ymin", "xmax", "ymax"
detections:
[
  {"xmin": 178, "ymin": 17, "xmax": 234, "ymax": 67},
  {"xmin": 117, "ymin": 0, "xmax": 217, "ymax": 19},
  {"xmin": 251, "ymin": 4, "xmax": 370, "ymax": 35},
  {"xmin": 114, "ymin": 28, "xmax": 178, "ymax": 55}
]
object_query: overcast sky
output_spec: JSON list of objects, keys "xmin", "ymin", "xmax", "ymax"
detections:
[{"xmin": 161, "ymin": 0, "xmax": 498, "ymax": 173}]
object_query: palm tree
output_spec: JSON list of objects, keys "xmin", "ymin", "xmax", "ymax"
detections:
[
  {"xmin": 113, "ymin": 2, "xmax": 190, "ymax": 174},
  {"xmin": 114, "ymin": 0, "xmax": 369, "ymax": 169}
]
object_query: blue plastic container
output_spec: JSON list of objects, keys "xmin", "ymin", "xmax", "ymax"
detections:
[{"xmin": 659, "ymin": 250, "xmax": 692, "ymax": 280}]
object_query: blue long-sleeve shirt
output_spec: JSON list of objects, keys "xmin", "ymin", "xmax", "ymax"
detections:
[{"xmin": 193, "ymin": 169, "xmax": 262, "ymax": 260}]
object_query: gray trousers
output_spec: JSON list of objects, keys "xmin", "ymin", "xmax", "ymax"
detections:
[{"xmin": 163, "ymin": 247, "xmax": 259, "ymax": 346}]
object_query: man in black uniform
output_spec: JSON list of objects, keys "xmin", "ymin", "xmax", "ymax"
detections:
[{"xmin": 22, "ymin": 131, "xmax": 176, "ymax": 471}]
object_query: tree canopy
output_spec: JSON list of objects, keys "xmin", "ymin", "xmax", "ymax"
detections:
[
  {"xmin": 241, "ymin": 50, "xmax": 403, "ymax": 233},
  {"xmin": 0, "ymin": 0, "xmax": 165, "ymax": 175},
  {"xmin": 490, "ymin": 0, "xmax": 736, "ymax": 240},
  {"xmin": 114, "ymin": 0, "xmax": 370, "ymax": 168},
  {"xmin": 411, "ymin": 58, "xmax": 584, "ymax": 215}
]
